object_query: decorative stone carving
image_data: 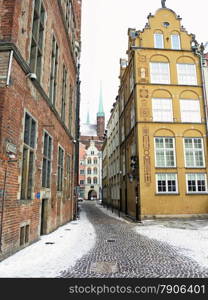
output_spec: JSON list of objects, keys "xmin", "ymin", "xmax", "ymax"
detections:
[
  {"xmin": 139, "ymin": 88, "xmax": 148, "ymax": 98},
  {"xmin": 138, "ymin": 55, "xmax": 146, "ymax": 62},
  {"xmin": 161, "ymin": 0, "xmax": 166, "ymax": 8},
  {"xmin": 143, "ymin": 127, "xmax": 151, "ymax": 184}
]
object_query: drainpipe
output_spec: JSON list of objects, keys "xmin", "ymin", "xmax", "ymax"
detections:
[
  {"xmin": 194, "ymin": 45, "xmax": 208, "ymax": 146},
  {"xmin": 0, "ymin": 162, "xmax": 8, "ymax": 252},
  {"xmin": 6, "ymin": 50, "xmax": 13, "ymax": 87}
]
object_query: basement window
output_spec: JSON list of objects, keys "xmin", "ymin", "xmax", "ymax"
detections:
[{"xmin": 20, "ymin": 225, "xmax": 30, "ymax": 246}]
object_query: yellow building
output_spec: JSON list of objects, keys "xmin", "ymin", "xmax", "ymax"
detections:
[{"xmin": 118, "ymin": 5, "xmax": 208, "ymax": 220}]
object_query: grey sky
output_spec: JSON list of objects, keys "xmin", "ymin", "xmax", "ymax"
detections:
[{"xmin": 80, "ymin": 0, "xmax": 208, "ymax": 124}]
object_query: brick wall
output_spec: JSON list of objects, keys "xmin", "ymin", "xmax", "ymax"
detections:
[{"xmin": 0, "ymin": 0, "xmax": 81, "ymax": 260}]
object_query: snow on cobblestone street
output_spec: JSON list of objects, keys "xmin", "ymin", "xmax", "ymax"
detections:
[{"xmin": 0, "ymin": 210, "xmax": 96, "ymax": 278}]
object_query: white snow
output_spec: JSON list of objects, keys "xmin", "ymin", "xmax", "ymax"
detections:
[
  {"xmin": 0, "ymin": 209, "xmax": 96, "ymax": 278},
  {"xmin": 97, "ymin": 204, "xmax": 208, "ymax": 270},
  {"xmin": 135, "ymin": 220, "xmax": 208, "ymax": 269}
]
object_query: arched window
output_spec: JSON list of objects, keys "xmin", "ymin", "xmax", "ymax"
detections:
[
  {"xmin": 93, "ymin": 158, "xmax": 97, "ymax": 164},
  {"xmin": 93, "ymin": 177, "xmax": 97, "ymax": 184},
  {"xmin": 87, "ymin": 177, "xmax": 91, "ymax": 184},
  {"xmin": 87, "ymin": 158, "xmax": 91, "ymax": 164},
  {"xmin": 93, "ymin": 167, "xmax": 97, "ymax": 175},
  {"xmin": 87, "ymin": 168, "xmax": 91, "ymax": 175}
]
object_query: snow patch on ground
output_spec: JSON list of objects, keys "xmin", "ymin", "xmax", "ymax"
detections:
[
  {"xmin": 0, "ymin": 210, "xmax": 96, "ymax": 278},
  {"xmin": 135, "ymin": 222, "xmax": 208, "ymax": 269}
]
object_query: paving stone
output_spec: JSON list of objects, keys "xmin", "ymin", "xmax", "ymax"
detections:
[{"xmin": 59, "ymin": 202, "xmax": 208, "ymax": 278}]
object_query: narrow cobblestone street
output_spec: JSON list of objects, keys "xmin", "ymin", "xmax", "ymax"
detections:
[{"xmin": 60, "ymin": 201, "xmax": 208, "ymax": 278}]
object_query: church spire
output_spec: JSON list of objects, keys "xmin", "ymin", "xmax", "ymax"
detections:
[{"xmin": 97, "ymin": 81, "xmax": 105, "ymax": 117}]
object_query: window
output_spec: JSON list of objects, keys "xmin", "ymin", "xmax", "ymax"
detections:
[
  {"xmin": 156, "ymin": 174, "xmax": 178, "ymax": 193},
  {"xmin": 93, "ymin": 158, "xmax": 97, "ymax": 164},
  {"xmin": 61, "ymin": 65, "xmax": 67, "ymax": 122},
  {"xmin": 186, "ymin": 174, "xmax": 207, "ymax": 193},
  {"xmin": 87, "ymin": 168, "xmax": 91, "ymax": 175},
  {"xmin": 42, "ymin": 132, "xmax": 52, "ymax": 188},
  {"xmin": 171, "ymin": 34, "xmax": 181, "ymax": 50},
  {"xmin": 87, "ymin": 177, "xmax": 91, "ymax": 184},
  {"xmin": 130, "ymin": 102, "xmax": 135, "ymax": 129},
  {"xmin": 155, "ymin": 137, "xmax": 176, "ymax": 167},
  {"xmin": 91, "ymin": 151, "xmax": 94, "ymax": 155},
  {"xmin": 20, "ymin": 225, "xmax": 30, "ymax": 246},
  {"xmin": 120, "ymin": 91, "xmax": 124, "ymax": 113},
  {"xmin": 30, "ymin": 0, "xmax": 45, "ymax": 81},
  {"xmin": 66, "ymin": 155, "xmax": 71, "ymax": 198},
  {"xmin": 68, "ymin": 84, "xmax": 73, "ymax": 132},
  {"xmin": 49, "ymin": 36, "xmax": 59, "ymax": 105},
  {"xmin": 184, "ymin": 138, "xmax": 205, "ymax": 167},
  {"xmin": 122, "ymin": 153, "xmax": 126, "ymax": 175},
  {"xmin": 57, "ymin": 146, "xmax": 64, "ymax": 191},
  {"xmin": 121, "ymin": 120, "xmax": 125, "ymax": 142},
  {"xmin": 65, "ymin": 0, "xmax": 72, "ymax": 30},
  {"xmin": 150, "ymin": 62, "xmax": 170, "ymax": 84},
  {"xmin": 87, "ymin": 158, "xmax": 91, "ymax": 164},
  {"xmin": 93, "ymin": 177, "xmax": 98, "ymax": 184},
  {"xmin": 154, "ymin": 33, "xmax": 164, "ymax": 48},
  {"xmin": 93, "ymin": 168, "xmax": 97, "ymax": 175},
  {"xmin": 129, "ymin": 69, "xmax": 134, "ymax": 92},
  {"xmin": 180, "ymin": 100, "xmax": 201, "ymax": 123},
  {"xmin": 177, "ymin": 64, "xmax": 197, "ymax": 85},
  {"xmin": 152, "ymin": 98, "xmax": 173, "ymax": 122},
  {"xmin": 80, "ymin": 180, "xmax": 84, "ymax": 185},
  {"xmin": 21, "ymin": 113, "xmax": 36, "ymax": 200},
  {"xmin": 80, "ymin": 169, "xmax": 85, "ymax": 175}
]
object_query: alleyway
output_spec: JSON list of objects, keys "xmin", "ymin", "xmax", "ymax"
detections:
[{"xmin": 60, "ymin": 201, "xmax": 208, "ymax": 278}]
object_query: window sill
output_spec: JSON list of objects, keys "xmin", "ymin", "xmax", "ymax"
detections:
[
  {"xmin": 155, "ymin": 167, "xmax": 177, "ymax": 169},
  {"xmin": 20, "ymin": 199, "xmax": 33, "ymax": 204},
  {"xmin": 186, "ymin": 193, "xmax": 208, "ymax": 195},
  {"xmin": 185, "ymin": 167, "xmax": 206, "ymax": 169},
  {"xmin": 155, "ymin": 193, "xmax": 179, "ymax": 195}
]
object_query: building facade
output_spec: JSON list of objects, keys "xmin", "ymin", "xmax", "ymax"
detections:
[
  {"xmin": 0, "ymin": 0, "xmax": 81, "ymax": 260},
  {"xmin": 78, "ymin": 86, "xmax": 105, "ymax": 200},
  {"xmin": 103, "ymin": 4, "xmax": 208, "ymax": 220},
  {"xmin": 102, "ymin": 98, "xmax": 120, "ymax": 209}
]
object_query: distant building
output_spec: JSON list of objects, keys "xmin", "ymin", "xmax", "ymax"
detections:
[
  {"xmin": 102, "ymin": 98, "xmax": 120, "ymax": 209},
  {"xmin": 0, "ymin": 0, "xmax": 82, "ymax": 260},
  {"xmin": 79, "ymin": 85, "xmax": 105, "ymax": 199}
]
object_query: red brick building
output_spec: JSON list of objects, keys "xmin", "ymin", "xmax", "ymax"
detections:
[{"xmin": 0, "ymin": 0, "xmax": 82, "ymax": 260}]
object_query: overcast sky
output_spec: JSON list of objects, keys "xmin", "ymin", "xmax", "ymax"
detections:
[{"xmin": 80, "ymin": 0, "xmax": 208, "ymax": 125}]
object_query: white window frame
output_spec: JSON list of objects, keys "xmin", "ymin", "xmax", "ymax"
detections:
[
  {"xmin": 150, "ymin": 62, "xmax": 170, "ymax": 84},
  {"xmin": 154, "ymin": 33, "xmax": 164, "ymax": 49},
  {"xmin": 171, "ymin": 34, "xmax": 181, "ymax": 50},
  {"xmin": 180, "ymin": 99, "xmax": 201, "ymax": 123},
  {"xmin": 183, "ymin": 138, "xmax": 205, "ymax": 168},
  {"xmin": 156, "ymin": 173, "xmax": 178, "ymax": 194},
  {"xmin": 177, "ymin": 63, "xmax": 197, "ymax": 85},
  {"xmin": 186, "ymin": 173, "xmax": 208, "ymax": 194},
  {"xmin": 154, "ymin": 137, "xmax": 176, "ymax": 168},
  {"xmin": 152, "ymin": 98, "xmax": 173, "ymax": 122}
]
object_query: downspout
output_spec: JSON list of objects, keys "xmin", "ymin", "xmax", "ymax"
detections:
[
  {"xmin": 132, "ymin": 49, "xmax": 141, "ymax": 222},
  {"xmin": 6, "ymin": 50, "xmax": 13, "ymax": 86}
]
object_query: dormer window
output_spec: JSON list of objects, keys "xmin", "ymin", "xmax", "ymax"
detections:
[{"xmin": 154, "ymin": 33, "xmax": 164, "ymax": 49}]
